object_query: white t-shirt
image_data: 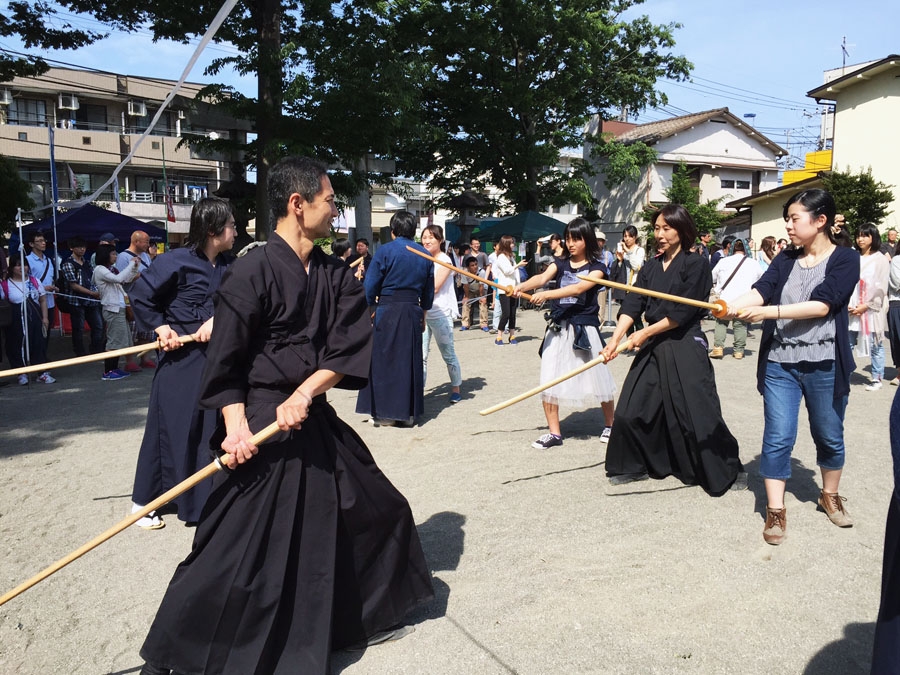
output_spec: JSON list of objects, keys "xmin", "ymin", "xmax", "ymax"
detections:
[
  {"xmin": 428, "ymin": 253, "xmax": 460, "ymax": 320},
  {"xmin": 1, "ymin": 276, "xmax": 46, "ymax": 304},
  {"xmin": 712, "ymin": 253, "xmax": 763, "ymax": 303}
]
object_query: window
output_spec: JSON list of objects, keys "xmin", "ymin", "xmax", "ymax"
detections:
[
  {"xmin": 151, "ymin": 141, "xmax": 160, "ymax": 150},
  {"xmin": 17, "ymin": 132, "xmax": 27, "ymax": 141},
  {"xmin": 736, "ymin": 180, "xmax": 750, "ymax": 190},
  {"xmin": 9, "ymin": 98, "xmax": 47, "ymax": 126},
  {"xmin": 75, "ymin": 104, "xmax": 108, "ymax": 132},
  {"xmin": 82, "ymin": 136, "xmax": 91, "ymax": 145},
  {"xmin": 720, "ymin": 179, "xmax": 735, "ymax": 189}
]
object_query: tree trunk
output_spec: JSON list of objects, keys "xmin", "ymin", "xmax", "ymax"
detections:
[{"xmin": 254, "ymin": 0, "xmax": 283, "ymax": 241}]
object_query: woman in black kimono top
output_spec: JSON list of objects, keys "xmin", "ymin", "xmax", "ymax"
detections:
[
  {"xmin": 139, "ymin": 157, "xmax": 433, "ymax": 675},
  {"xmin": 129, "ymin": 197, "xmax": 234, "ymax": 528},
  {"xmin": 602, "ymin": 204, "xmax": 745, "ymax": 495}
]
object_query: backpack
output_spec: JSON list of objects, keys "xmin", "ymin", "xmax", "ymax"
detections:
[{"xmin": 56, "ymin": 263, "xmax": 73, "ymax": 314}]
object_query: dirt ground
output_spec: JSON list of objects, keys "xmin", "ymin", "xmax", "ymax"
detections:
[{"xmin": 0, "ymin": 307, "xmax": 893, "ymax": 674}]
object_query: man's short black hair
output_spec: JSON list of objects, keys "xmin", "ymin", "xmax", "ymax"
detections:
[
  {"xmin": 390, "ymin": 210, "xmax": 417, "ymax": 239},
  {"xmin": 268, "ymin": 156, "xmax": 329, "ymax": 220},
  {"xmin": 464, "ymin": 256, "xmax": 477, "ymax": 267},
  {"xmin": 27, "ymin": 230, "xmax": 46, "ymax": 244},
  {"xmin": 721, "ymin": 235, "xmax": 736, "ymax": 248},
  {"xmin": 68, "ymin": 236, "xmax": 86, "ymax": 248},
  {"xmin": 356, "ymin": 238, "xmax": 369, "ymax": 247}
]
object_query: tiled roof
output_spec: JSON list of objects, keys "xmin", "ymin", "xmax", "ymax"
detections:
[{"xmin": 607, "ymin": 107, "xmax": 787, "ymax": 156}]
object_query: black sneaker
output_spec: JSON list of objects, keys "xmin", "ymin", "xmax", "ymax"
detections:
[
  {"xmin": 608, "ymin": 472, "xmax": 649, "ymax": 485},
  {"xmin": 532, "ymin": 433, "xmax": 563, "ymax": 449}
]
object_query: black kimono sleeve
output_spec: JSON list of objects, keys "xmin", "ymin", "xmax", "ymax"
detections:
[
  {"xmin": 130, "ymin": 254, "xmax": 180, "ymax": 333},
  {"xmin": 619, "ymin": 264, "xmax": 650, "ymax": 321},
  {"xmin": 198, "ymin": 263, "xmax": 263, "ymax": 410},
  {"xmin": 322, "ymin": 264, "xmax": 374, "ymax": 391},
  {"xmin": 655, "ymin": 254, "xmax": 712, "ymax": 326}
]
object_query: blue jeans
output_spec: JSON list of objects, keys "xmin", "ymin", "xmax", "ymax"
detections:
[
  {"xmin": 850, "ymin": 330, "xmax": 886, "ymax": 380},
  {"xmin": 423, "ymin": 313, "xmax": 462, "ymax": 387},
  {"xmin": 761, "ymin": 360, "xmax": 847, "ymax": 479}
]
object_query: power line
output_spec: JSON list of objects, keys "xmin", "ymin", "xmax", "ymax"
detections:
[
  {"xmin": 687, "ymin": 75, "xmax": 812, "ymax": 107},
  {"xmin": 661, "ymin": 79, "xmax": 818, "ymax": 112}
]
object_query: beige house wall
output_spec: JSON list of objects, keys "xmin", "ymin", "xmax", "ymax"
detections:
[
  {"xmin": 748, "ymin": 197, "xmax": 790, "ymax": 244},
  {"xmin": 830, "ymin": 67, "xmax": 900, "ymax": 229}
]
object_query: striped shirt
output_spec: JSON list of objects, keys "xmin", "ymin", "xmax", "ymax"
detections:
[{"xmin": 769, "ymin": 259, "xmax": 836, "ymax": 364}]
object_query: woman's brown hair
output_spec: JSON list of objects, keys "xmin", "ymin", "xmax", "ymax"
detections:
[{"xmin": 498, "ymin": 234, "xmax": 515, "ymax": 258}]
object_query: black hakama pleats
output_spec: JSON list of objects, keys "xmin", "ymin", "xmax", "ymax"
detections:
[
  {"xmin": 606, "ymin": 332, "xmax": 743, "ymax": 495},
  {"xmin": 140, "ymin": 394, "xmax": 434, "ymax": 674},
  {"xmin": 356, "ymin": 291, "xmax": 425, "ymax": 422},
  {"xmin": 872, "ymin": 490, "xmax": 900, "ymax": 674},
  {"xmin": 132, "ymin": 345, "xmax": 217, "ymax": 522}
]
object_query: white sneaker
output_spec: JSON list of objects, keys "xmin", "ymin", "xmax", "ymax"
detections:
[
  {"xmin": 37, "ymin": 372, "xmax": 56, "ymax": 384},
  {"xmin": 17, "ymin": 374, "xmax": 28, "ymax": 385},
  {"xmin": 891, "ymin": 377, "xmax": 900, "ymax": 386},
  {"xmin": 600, "ymin": 426, "xmax": 612, "ymax": 443},
  {"xmin": 865, "ymin": 379, "xmax": 883, "ymax": 391}
]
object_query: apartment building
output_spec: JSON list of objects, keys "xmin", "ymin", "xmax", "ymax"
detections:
[{"xmin": 0, "ymin": 66, "xmax": 252, "ymax": 236}]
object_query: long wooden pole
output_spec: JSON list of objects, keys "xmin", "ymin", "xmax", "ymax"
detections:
[
  {"xmin": 479, "ymin": 340, "xmax": 633, "ymax": 416},
  {"xmin": 575, "ymin": 274, "xmax": 728, "ymax": 318},
  {"xmin": 0, "ymin": 420, "xmax": 281, "ymax": 608},
  {"xmin": 349, "ymin": 255, "xmax": 364, "ymax": 269},
  {"xmin": 406, "ymin": 246, "xmax": 535, "ymax": 301},
  {"xmin": 0, "ymin": 334, "xmax": 195, "ymax": 379}
]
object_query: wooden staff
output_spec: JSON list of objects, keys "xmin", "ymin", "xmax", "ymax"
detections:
[
  {"xmin": 349, "ymin": 256, "xmax": 364, "ymax": 268},
  {"xmin": 0, "ymin": 420, "xmax": 282, "ymax": 608},
  {"xmin": 575, "ymin": 274, "xmax": 728, "ymax": 318},
  {"xmin": 0, "ymin": 334, "xmax": 195, "ymax": 379},
  {"xmin": 406, "ymin": 246, "xmax": 535, "ymax": 301},
  {"xmin": 479, "ymin": 340, "xmax": 633, "ymax": 416}
]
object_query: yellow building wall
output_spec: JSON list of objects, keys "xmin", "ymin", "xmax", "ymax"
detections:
[
  {"xmin": 748, "ymin": 197, "xmax": 791, "ymax": 244},
  {"xmin": 783, "ymin": 150, "xmax": 832, "ymax": 185},
  {"xmin": 830, "ymin": 67, "xmax": 900, "ymax": 229}
]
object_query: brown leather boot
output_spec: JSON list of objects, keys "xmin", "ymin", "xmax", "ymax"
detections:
[
  {"xmin": 818, "ymin": 490, "xmax": 853, "ymax": 527},
  {"xmin": 763, "ymin": 506, "xmax": 787, "ymax": 545}
]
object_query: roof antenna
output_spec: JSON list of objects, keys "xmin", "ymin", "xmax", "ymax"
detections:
[{"xmin": 841, "ymin": 36, "xmax": 852, "ymax": 74}]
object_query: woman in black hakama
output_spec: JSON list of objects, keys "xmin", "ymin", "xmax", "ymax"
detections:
[
  {"xmin": 602, "ymin": 205, "xmax": 744, "ymax": 496},
  {"xmin": 129, "ymin": 199, "xmax": 234, "ymax": 527},
  {"xmin": 139, "ymin": 231, "xmax": 433, "ymax": 675},
  {"xmin": 872, "ymin": 388, "xmax": 900, "ymax": 673}
]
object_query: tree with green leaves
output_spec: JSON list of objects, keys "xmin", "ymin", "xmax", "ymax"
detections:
[
  {"xmin": 822, "ymin": 167, "xmax": 895, "ymax": 232},
  {"xmin": 402, "ymin": 0, "xmax": 690, "ymax": 213},
  {"xmin": 641, "ymin": 161, "xmax": 723, "ymax": 241},
  {"xmin": 0, "ymin": 155, "xmax": 34, "ymax": 241},
  {"xmin": 0, "ymin": 1, "xmax": 427, "ymax": 240}
]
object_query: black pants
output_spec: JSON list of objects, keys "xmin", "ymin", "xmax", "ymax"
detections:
[
  {"xmin": 499, "ymin": 295, "xmax": 518, "ymax": 332},
  {"xmin": 4, "ymin": 302, "xmax": 46, "ymax": 369},
  {"xmin": 888, "ymin": 302, "xmax": 900, "ymax": 369},
  {"xmin": 69, "ymin": 303, "xmax": 104, "ymax": 356}
]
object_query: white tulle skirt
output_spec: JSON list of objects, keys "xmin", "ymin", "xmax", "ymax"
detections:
[{"xmin": 539, "ymin": 323, "xmax": 616, "ymax": 406}]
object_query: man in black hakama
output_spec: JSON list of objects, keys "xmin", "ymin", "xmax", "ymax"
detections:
[
  {"xmin": 355, "ymin": 210, "xmax": 434, "ymax": 426},
  {"xmin": 603, "ymin": 249, "xmax": 744, "ymax": 496},
  {"xmin": 139, "ymin": 158, "xmax": 433, "ymax": 675},
  {"xmin": 129, "ymin": 210, "xmax": 233, "ymax": 526}
]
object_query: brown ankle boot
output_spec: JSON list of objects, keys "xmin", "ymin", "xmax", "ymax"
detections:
[
  {"xmin": 763, "ymin": 506, "xmax": 787, "ymax": 545},
  {"xmin": 818, "ymin": 490, "xmax": 853, "ymax": 527}
]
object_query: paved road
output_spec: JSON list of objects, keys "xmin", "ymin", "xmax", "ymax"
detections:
[{"xmin": 0, "ymin": 308, "xmax": 892, "ymax": 673}]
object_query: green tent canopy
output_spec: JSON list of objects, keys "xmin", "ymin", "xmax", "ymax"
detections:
[{"xmin": 472, "ymin": 210, "xmax": 565, "ymax": 242}]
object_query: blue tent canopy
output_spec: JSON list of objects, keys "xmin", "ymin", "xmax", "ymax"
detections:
[
  {"xmin": 10, "ymin": 204, "xmax": 167, "ymax": 254},
  {"xmin": 472, "ymin": 211, "xmax": 564, "ymax": 242}
]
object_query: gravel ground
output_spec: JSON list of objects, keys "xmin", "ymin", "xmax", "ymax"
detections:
[{"xmin": 0, "ymin": 307, "xmax": 892, "ymax": 674}]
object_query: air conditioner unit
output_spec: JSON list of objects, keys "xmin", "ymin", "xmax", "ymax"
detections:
[
  {"xmin": 0, "ymin": 89, "xmax": 11, "ymax": 106},
  {"xmin": 177, "ymin": 109, "xmax": 186, "ymax": 120},
  {"xmin": 58, "ymin": 93, "xmax": 80, "ymax": 110},
  {"xmin": 127, "ymin": 100, "xmax": 147, "ymax": 117}
]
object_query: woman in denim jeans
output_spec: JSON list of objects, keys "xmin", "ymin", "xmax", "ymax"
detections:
[
  {"xmin": 420, "ymin": 225, "xmax": 462, "ymax": 403},
  {"xmin": 727, "ymin": 189, "xmax": 860, "ymax": 545},
  {"xmin": 849, "ymin": 222, "xmax": 890, "ymax": 390}
]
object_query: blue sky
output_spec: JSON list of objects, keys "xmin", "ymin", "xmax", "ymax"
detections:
[{"xmin": 2, "ymin": 0, "xmax": 897, "ymax": 168}]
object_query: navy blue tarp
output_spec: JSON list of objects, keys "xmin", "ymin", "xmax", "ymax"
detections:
[{"xmin": 10, "ymin": 204, "xmax": 167, "ymax": 255}]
